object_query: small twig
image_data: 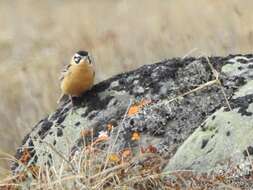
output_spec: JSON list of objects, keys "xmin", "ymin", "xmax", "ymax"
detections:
[
  {"xmin": 205, "ymin": 56, "xmax": 232, "ymax": 111},
  {"xmin": 182, "ymin": 48, "xmax": 198, "ymax": 59},
  {"xmin": 167, "ymin": 79, "xmax": 218, "ymax": 104},
  {"xmin": 102, "ymin": 99, "xmax": 133, "ymax": 171}
]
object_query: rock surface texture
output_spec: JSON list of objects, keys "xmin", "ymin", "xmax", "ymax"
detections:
[{"xmin": 12, "ymin": 54, "xmax": 253, "ymax": 188}]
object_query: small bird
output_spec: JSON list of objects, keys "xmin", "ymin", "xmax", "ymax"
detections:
[{"xmin": 58, "ymin": 50, "xmax": 95, "ymax": 105}]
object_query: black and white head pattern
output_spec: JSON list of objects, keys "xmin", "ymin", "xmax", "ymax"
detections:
[{"xmin": 73, "ymin": 50, "xmax": 92, "ymax": 64}]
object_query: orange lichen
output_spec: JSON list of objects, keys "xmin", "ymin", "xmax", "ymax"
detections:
[
  {"xmin": 20, "ymin": 148, "xmax": 31, "ymax": 164},
  {"xmin": 131, "ymin": 132, "xmax": 141, "ymax": 141},
  {"xmin": 127, "ymin": 99, "xmax": 151, "ymax": 116},
  {"xmin": 108, "ymin": 153, "xmax": 120, "ymax": 163},
  {"xmin": 128, "ymin": 105, "xmax": 139, "ymax": 116}
]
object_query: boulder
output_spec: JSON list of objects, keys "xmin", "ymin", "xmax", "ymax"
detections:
[{"xmin": 12, "ymin": 54, "xmax": 253, "ymax": 188}]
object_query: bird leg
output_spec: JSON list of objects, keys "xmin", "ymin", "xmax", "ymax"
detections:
[
  {"xmin": 70, "ymin": 95, "xmax": 74, "ymax": 106},
  {"xmin": 70, "ymin": 95, "xmax": 79, "ymax": 114}
]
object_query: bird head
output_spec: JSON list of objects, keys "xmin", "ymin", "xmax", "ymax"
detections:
[{"xmin": 71, "ymin": 50, "xmax": 94, "ymax": 66}]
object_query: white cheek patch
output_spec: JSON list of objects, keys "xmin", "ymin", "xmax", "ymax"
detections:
[{"xmin": 74, "ymin": 56, "xmax": 81, "ymax": 63}]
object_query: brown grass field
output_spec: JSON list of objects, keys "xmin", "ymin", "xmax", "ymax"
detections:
[{"xmin": 0, "ymin": 0, "xmax": 253, "ymax": 177}]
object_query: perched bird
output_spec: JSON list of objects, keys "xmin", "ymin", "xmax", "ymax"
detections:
[{"xmin": 58, "ymin": 50, "xmax": 95, "ymax": 105}]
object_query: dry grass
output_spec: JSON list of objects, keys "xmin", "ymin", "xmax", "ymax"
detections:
[
  {"xmin": 0, "ymin": 0, "xmax": 253, "ymax": 176},
  {"xmin": 0, "ymin": 130, "xmax": 249, "ymax": 189}
]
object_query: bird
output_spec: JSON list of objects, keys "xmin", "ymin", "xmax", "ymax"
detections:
[{"xmin": 58, "ymin": 50, "xmax": 95, "ymax": 106}]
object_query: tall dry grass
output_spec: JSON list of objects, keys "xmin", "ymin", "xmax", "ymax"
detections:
[{"xmin": 0, "ymin": 0, "xmax": 253, "ymax": 174}]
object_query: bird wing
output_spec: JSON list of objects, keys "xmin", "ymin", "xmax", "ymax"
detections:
[{"xmin": 59, "ymin": 64, "xmax": 71, "ymax": 81}]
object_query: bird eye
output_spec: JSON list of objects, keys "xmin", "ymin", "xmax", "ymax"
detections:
[{"xmin": 74, "ymin": 56, "xmax": 81, "ymax": 64}]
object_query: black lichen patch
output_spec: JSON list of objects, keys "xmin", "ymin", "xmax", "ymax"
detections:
[
  {"xmin": 243, "ymin": 146, "xmax": 253, "ymax": 157},
  {"xmin": 133, "ymin": 63, "xmax": 178, "ymax": 97},
  {"xmin": 226, "ymin": 131, "xmax": 231, "ymax": 136},
  {"xmin": 62, "ymin": 107, "xmax": 70, "ymax": 114},
  {"xmin": 211, "ymin": 115, "xmax": 216, "ymax": 120},
  {"xmin": 20, "ymin": 134, "xmax": 30, "ymax": 147},
  {"xmin": 17, "ymin": 118, "xmax": 45, "ymax": 148},
  {"xmin": 238, "ymin": 66, "xmax": 243, "ymax": 70},
  {"xmin": 38, "ymin": 119, "xmax": 53, "ymax": 139},
  {"xmin": 87, "ymin": 111, "xmax": 98, "ymax": 120},
  {"xmin": 28, "ymin": 139, "xmax": 35, "ymax": 153},
  {"xmin": 56, "ymin": 128, "xmax": 63, "ymax": 137},
  {"xmin": 33, "ymin": 154, "xmax": 38, "ymax": 164},
  {"xmin": 50, "ymin": 107, "xmax": 65, "ymax": 121},
  {"xmin": 46, "ymin": 154, "xmax": 53, "ymax": 167},
  {"xmin": 233, "ymin": 76, "xmax": 246, "ymax": 87},
  {"xmin": 201, "ymin": 139, "xmax": 209, "ymax": 149},
  {"xmin": 75, "ymin": 122, "xmax": 81, "ymax": 127},
  {"xmin": 130, "ymin": 118, "xmax": 135, "ymax": 126},
  {"xmin": 225, "ymin": 94, "xmax": 253, "ymax": 116},
  {"xmin": 55, "ymin": 114, "xmax": 67, "ymax": 125},
  {"xmin": 237, "ymin": 58, "xmax": 249, "ymax": 64},
  {"xmin": 224, "ymin": 54, "xmax": 253, "ymax": 63},
  {"xmin": 81, "ymin": 94, "xmax": 114, "ymax": 116},
  {"xmin": 242, "ymin": 54, "xmax": 253, "ymax": 59}
]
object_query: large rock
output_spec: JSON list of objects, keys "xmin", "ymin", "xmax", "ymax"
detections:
[{"xmin": 12, "ymin": 54, "xmax": 253, "ymax": 188}]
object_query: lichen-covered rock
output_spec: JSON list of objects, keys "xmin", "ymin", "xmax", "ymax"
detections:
[
  {"xmin": 164, "ymin": 55, "xmax": 253, "ymax": 176},
  {"xmin": 12, "ymin": 54, "xmax": 253, "ymax": 186}
]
